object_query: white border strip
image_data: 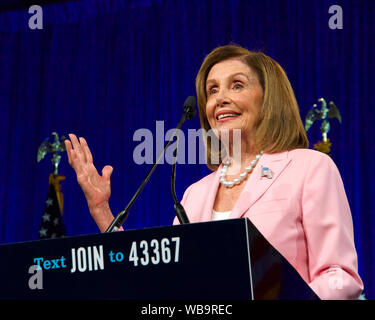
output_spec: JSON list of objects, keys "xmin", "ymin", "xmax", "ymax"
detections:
[{"xmin": 244, "ymin": 219, "xmax": 254, "ymax": 300}]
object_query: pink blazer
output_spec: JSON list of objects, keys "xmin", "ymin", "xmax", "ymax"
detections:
[{"xmin": 174, "ymin": 149, "xmax": 364, "ymax": 300}]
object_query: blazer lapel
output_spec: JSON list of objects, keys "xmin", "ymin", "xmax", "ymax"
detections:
[{"xmin": 230, "ymin": 151, "xmax": 292, "ymax": 219}]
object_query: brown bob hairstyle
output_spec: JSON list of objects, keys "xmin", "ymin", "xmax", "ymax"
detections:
[{"xmin": 195, "ymin": 44, "xmax": 309, "ymax": 171}]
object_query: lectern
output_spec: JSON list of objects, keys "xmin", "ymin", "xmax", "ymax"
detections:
[{"xmin": 0, "ymin": 218, "xmax": 318, "ymax": 299}]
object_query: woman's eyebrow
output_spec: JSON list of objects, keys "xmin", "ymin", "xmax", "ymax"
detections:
[
  {"xmin": 228, "ymin": 72, "xmax": 250, "ymax": 80},
  {"xmin": 206, "ymin": 72, "xmax": 250, "ymax": 87},
  {"xmin": 206, "ymin": 78, "xmax": 217, "ymax": 87}
]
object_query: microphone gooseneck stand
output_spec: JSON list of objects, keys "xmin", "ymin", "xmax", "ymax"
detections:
[
  {"xmin": 105, "ymin": 96, "xmax": 196, "ymax": 232},
  {"xmin": 171, "ymin": 137, "xmax": 190, "ymax": 224}
]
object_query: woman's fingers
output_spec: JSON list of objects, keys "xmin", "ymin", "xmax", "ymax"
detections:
[
  {"xmin": 69, "ymin": 133, "xmax": 87, "ymax": 163},
  {"xmin": 64, "ymin": 139, "xmax": 73, "ymax": 165},
  {"xmin": 65, "ymin": 134, "xmax": 85, "ymax": 176},
  {"xmin": 66, "ymin": 133, "xmax": 112, "ymax": 186},
  {"xmin": 65, "ymin": 139, "xmax": 81, "ymax": 173},
  {"xmin": 65, "ymin": 134, "xmax": 113, "ymax": 213},
  {"xmin": 102, "ymin": 165, "xmax": 113, "ymax": 182},
  {"xmin": 80, "ymin": 137, "xmax": 93, "ymax": 164}
]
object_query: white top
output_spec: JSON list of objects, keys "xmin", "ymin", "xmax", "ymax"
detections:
[{"xmin": 212, "ymin": 210, "xmax": 232, "ymax": 221}]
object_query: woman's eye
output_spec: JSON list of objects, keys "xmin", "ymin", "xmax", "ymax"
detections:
[
  {"xmin": 233, "ymin": 83, "xmax": 243, "ymax": 90},
  {"xmin": 208, "ymin": 87, "xmax": 218, "ymax": 95}
]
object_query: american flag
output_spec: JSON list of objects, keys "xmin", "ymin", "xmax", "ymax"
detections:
[{"xmin": 38, "ymin": 174, "xmax": 66, "ymax": 239}]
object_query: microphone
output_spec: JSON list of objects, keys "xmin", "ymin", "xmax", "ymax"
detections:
[
  {"xmin": 170, "ymin": 96, "xmax": 196, "ymax": 224},
  {"xmin": 105, "ymin": 96, "xmax": 197, "ymax": 232},
  {"xmin": 170, "ymin": 97, "xmax": 196, "ymax": 224},
  {"xmin": 183, "ymin": 95, "xmax": 197, "ymax": 120}
]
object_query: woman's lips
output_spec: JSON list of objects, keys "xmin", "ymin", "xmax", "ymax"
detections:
[
  {"xmin": 217, "ymin": 115, "xmax": 240, "ymax": 122},
  {"xmin": 216, "ymin": 110, "xmax": 241, "ymax": 122}
]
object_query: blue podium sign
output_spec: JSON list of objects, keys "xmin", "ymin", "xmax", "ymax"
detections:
[{"xmin": 0, "ymin": 218, "xmax": 317, "ymax": 300}]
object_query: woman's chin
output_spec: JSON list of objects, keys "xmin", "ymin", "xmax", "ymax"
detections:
[{"xmin": 215, "ymin": 125, "xmax": 243, "ymax": 133}]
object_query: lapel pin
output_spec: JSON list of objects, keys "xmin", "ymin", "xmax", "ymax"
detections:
[{"xmin": 261, "ymin": 166, "xmax": 273, "ymax": 179}]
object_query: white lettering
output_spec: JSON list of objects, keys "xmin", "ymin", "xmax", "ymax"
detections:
[
  {"xmin": 141, "ymin": 304, "xmax": 175, "ymax": 317},
  {"xmin": 28, "ymin": 5, "xmax": 43, "ymax": 30},
  {"xmin": 329, "ymin": 5, "xmax": 343, "ymax": 30},
  {"xmin": 93, "ymin": 245, "xmax": 104, "ymax": 270},
  {"xmin": 28, "ymin": 265, "xmax": 43, "ymax": 289},
  {"xmin": 70, "ymin": 245, "xmax": 104, "ymax": 273},
  {"xmin": 133, "ymin": 128, "xmax": 154, "ymax": 164}
]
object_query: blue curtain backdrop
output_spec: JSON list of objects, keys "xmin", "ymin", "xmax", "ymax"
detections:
[{"xmin": 0, "ymin": 0, "xmax": 373, "ymax": 298}]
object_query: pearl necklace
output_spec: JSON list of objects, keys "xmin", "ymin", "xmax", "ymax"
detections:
[{"xmin": 219, "ymin": 151, "xmax": 263, "ymax": 188}]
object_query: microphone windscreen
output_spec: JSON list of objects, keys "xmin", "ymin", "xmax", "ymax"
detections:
[{"xmin": 183, "ymin": 96, "xmax": 197, "ymax": 120}]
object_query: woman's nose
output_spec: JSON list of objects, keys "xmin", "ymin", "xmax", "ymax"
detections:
[{"xmin": 215, "ymin": 88, "xmax": 230, "ymax": 106}]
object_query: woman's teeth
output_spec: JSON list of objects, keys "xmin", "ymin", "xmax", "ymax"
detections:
[{"xmin": 217, "ymin": 113, "xmax": 239, "ymax": 120}]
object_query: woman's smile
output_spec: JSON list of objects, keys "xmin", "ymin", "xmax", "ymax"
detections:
[{"xmin": 215, "ymin": 109, "xmax": 241, "ymax": 122}]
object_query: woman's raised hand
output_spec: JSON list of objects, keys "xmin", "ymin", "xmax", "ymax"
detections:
[{"xmin": 65, "ymin": 133, "xmax": 115, "ymax": 232}]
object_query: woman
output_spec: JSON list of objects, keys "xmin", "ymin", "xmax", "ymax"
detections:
[{"xmin": 65, "ymin": 45, "xmax": 363, "ymax": 300}]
